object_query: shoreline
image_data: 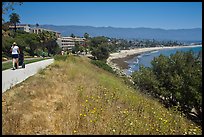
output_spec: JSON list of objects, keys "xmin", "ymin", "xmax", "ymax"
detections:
[{"xmin": 107, "ymin": 45, "xmax": 202, "ymax": 74}]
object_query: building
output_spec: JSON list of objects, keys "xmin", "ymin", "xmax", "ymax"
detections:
[
  {"xmin": 9, "ymin": 24, "xmax": 61, "ymax": 38},
  {"xmin": 9, "ymin": 24, "xmax": 31, "ymax": 32},
  {"xmin": 30, "ymin": 27, "xmax": 61, "ymax": 38},
  {"xmin": 57, "ymin": 37, "xmax": 86, "ymax": 51}
]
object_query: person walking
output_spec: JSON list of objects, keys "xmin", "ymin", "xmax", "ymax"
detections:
[{"xmin": 10, "ymin": 42, "xmax": 20, "ymax": 70}]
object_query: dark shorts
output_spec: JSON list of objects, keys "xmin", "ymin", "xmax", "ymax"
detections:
[{"xmin": 12, "ymin": 54, "xmax": 19, "ymax": 59}]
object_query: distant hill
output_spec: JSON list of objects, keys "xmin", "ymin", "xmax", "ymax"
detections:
[{"xmin": 37, "ymin": 25, "xmax": 202, "ymax": 42}]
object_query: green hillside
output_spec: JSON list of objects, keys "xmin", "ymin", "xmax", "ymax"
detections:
[{"xmin": 2, "ymin": 55, "xmax": 202, "ymax": 135}]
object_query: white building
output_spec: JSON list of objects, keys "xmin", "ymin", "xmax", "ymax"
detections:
[
  {"xmin": 30, "ymin": 27, "xmax": 61, "ymax": 38},
  {"xmin": 57, "ymin": 37, "xmax": 86, "ymax": 50},
  {"xmin": 9, "ymin": 24, "xmax": 31, "ymax": 32},
  {"xmin": 9, "ymin": 24, "xmax": 61, "ymax": 38}
]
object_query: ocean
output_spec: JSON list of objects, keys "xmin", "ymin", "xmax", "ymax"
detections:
[{"xmin": 124, "ymin": 45, "xmax": 202, "ymax": 75}]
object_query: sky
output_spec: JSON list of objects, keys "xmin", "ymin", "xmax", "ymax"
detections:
[{"xmin": 3, "ymin": 2, "xmax": 202, "ymax": 29}]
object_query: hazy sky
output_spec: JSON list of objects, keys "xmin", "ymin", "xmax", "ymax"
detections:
[{"xmin": 3, "ymin": 2, "xmax": 202, "ymax": 29}]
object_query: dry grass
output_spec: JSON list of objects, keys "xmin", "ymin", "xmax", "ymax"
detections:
[{"xmin": 2, "ymin": 55, "xmax": 202, "ymax": 135}]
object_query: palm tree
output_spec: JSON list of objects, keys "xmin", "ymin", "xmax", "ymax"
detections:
[
  {"xmin": 45, "ymin": 31, "xmax": 57, "ymax": 56},
  {"xmin": 36, "ymin": 23, "xmax": 39, "ymax": 28},
  {"xmin": 9, "ymin": 12, "xmax": 20, "ymax": 32},
  {"xmin": 37, "ymin": 30, "xmax": 57, "ymax": 56}
]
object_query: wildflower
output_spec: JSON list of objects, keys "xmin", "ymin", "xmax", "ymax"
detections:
[
  {"xmin": 80, "ymin": 114, "xmax": 83, "ymax": 116},
  {"xmin": 163, "ymin": 120, "xmax": 168, "ymax": 124},
  {"xmin": 84, "ymin": 114, "xmax": 87, "ymax": 117},
  {"xmin": 112, "ymin": 129, "xmax": 116, "ymax": 132},
  {"xmin": 90, "ymin": 120, "xmax": 93, "ymax": 123},
  {"xmin": 73, "ymin": 130, "xmax": 77, "ymax": 133},
  {"xmin": 86, "ymin": 100, "xmax": 88, "ymax": 103},
  {"xmin": 130, "ymin": 122, "xmax": 133, "ymax": 126},
  {"xmin": 159, "ymin": 118, "xmax": 163, "ymax": 120}
]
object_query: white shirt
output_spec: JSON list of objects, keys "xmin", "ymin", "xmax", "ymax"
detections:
[{"xmin": 11, "ymin": 45, "xmax": 19, "ymax": 55}]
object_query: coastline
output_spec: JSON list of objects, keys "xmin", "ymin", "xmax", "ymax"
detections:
[{"xmin": 107, "ymin": 45, "xmax": 202, "ymax": 74}]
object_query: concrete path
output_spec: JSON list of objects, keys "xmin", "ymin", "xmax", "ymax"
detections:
[{"xmin": 2, "ymin": 58, "xmax": 54, "ymax": 93}]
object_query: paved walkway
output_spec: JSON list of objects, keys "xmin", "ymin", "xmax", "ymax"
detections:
[{"xmin": 2, "ymin": 58, "xmax": 54, "ymax": 93}]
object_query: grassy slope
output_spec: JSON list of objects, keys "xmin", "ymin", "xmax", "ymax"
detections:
[{"xmin": 2, "ymin": 55, "xmax": 202, "ymax": 135}]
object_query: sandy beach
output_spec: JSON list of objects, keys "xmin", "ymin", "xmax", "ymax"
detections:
[{"xmin": 107, "ymin": 45, "xmax": 202, "ymax": 71}]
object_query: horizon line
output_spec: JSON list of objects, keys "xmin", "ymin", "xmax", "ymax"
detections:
[{"xmin": 29, "ymin": 24, "xmax": 202, "ymax": 30}]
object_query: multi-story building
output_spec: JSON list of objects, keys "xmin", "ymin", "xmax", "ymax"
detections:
[
  {"xmin": 30, "ymin": 27, "xmax": 61, "ymax": 38},
  {"xmin": 9, "ymin": 24, "xmax": 31, "ymax": 32},
  {"xmin": 9, "ymin": 24, "xmax": 88, "ymax": 51},
  {"xmin": 57, "ymin": 37, "xmax": 86, "ymax": 51},
  {"xmin": 9, "ymin": 24, "xmax": 61, "ymax": 38}
]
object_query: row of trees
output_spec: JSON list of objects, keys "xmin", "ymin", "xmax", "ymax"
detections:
[
  {"xmin": 132, "ymin": 51, "xmax": 202, "ymax": 123},
  {"xmin": 75, "ymin": 34, "xmax": 185, "ymax": 61},
  {"xmin": 2, "ymin": 30, "xmax": 60, "ymax": 58},
  {"xmin": 2, "ymin": 10, "xmax": 60, "ymax": 58}
]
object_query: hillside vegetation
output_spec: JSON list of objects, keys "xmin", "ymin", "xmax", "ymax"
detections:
[
  {"xmin": 132, "ymin": 51, "xmax": 202, "ymax": 123},
  {"xmin": 2, "ymin": 55, "xmax": 202, "ymax": 135}
]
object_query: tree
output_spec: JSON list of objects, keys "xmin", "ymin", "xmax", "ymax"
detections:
[
  {"xmin": 9, "ymin": 13, "xmax": 20, "ymax": 32},
  {"xmin": 132, "ymin": 51, "xmax": 202, "ymax": 122},
  {"xmin": 37, "ymin": 30, "xmax": 59, "ymax": 56},
  {"xmin": 2, "ymin": 2, "xmax": 22, "ymax": 22},
  {"xmin": 91, "ymin": 44, "xmax": 109, "ymax": 61},
  {"xmin": 70, "ymin": 33, "xmax": 75, "ymax": 38},
  {"xmin": 84, "ymin": 32, "xmax": 89, "ymax": 39},
  {"xmin": 36, "ymin": 23, "xmax": 39, "ymax": 28},
  {"xmin": 23, "ymin": 33, "xmax": 39, "ymax": 56},
  {"xmin": 2, "ymin": 22, "xmax": 12, "ymax": 31},
  {"xmin": 89, "ymin": 36, "xmax": 108, "ymax": 51}
]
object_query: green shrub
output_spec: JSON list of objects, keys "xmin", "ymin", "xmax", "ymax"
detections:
[
  {"xmin": 132, "ymin": 51, "xmax": 202, "ymax": 123},
  {"xmin": 91, "ymin": 60, "xmax": 114, "ymax": 73},
  {"xmin": 91, "ymin": 45, "xmax": 109, "ymax": 61},
  {"xmin": 54, "ymin": 55, "xmax": 68, "ymax": 61}
]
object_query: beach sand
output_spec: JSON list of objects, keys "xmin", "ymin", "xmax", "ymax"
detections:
[{"xmin": 107, "ymin": 45, "xmax": 202, "ymax": 71}]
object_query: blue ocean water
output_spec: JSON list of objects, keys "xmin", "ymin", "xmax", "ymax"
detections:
[{"xmin": 125, "ymin": 45, "xmax": 202, "ymax": 75}]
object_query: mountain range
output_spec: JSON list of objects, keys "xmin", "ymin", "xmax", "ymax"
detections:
[{"xmin": 38, "ymin": 25, "xmax": 202, "ymax": 42}]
